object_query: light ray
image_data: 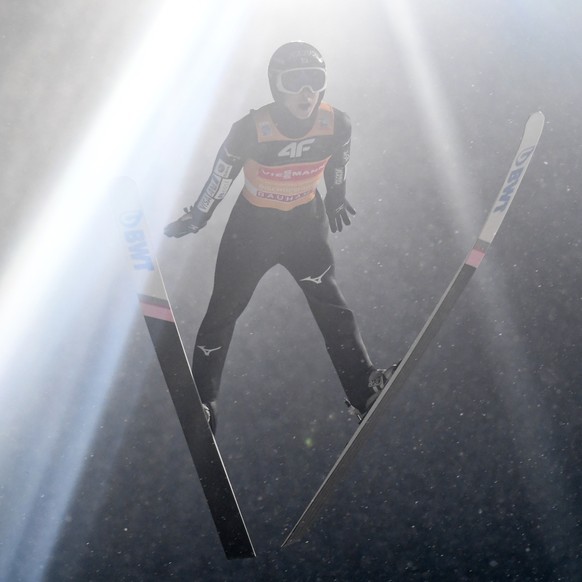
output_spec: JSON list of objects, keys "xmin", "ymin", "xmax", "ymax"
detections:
[
  {"xmin": 382, "ymin": 2, "xmax": 577, "ymax": 568},
  {"xmin": 382, "ymin": 0, "xmax": 476, "ymax": 237},
  {"xmin": 0, "ymin": 1, "xmax": 250, "ymax": 579}
]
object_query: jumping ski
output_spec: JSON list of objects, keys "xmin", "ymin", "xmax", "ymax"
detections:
[
  {"xmin": 113, "ymin": 177, "xmax": 255, "ymax": 559},
  {"xmin": 282, "ymin": 111, "xmax": 545, "ymax": 547}
]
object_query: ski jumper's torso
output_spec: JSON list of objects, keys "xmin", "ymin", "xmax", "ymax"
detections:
[
  {"xmin": 191, "ymin": 102, "xmax": 351, "ymax": 225},
  {"xmin": 241, "ymin": 103, "xmax": 335, "ymax": 210}
]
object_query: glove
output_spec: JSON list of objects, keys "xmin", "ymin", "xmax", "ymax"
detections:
[
  {"xmin": 324, "ymin": 197, "xmax": 356, "ymax": 233},
  {"xmin": 164, "ymin": 206, "xmax": 206, "ymax": 238}
]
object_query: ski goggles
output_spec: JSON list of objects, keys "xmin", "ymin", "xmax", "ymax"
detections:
[{"xmin": 275, "ymin": 67, "xmax": 327, "ymax": 94}]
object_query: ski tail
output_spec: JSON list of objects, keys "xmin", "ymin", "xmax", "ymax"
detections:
[{"xmin": 282, "ymin": 111, "xmax": 545, "ymax": 548}]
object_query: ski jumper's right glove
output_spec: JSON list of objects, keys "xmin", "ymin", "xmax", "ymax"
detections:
[{"xmin": 164, "ymin": 206, "xmax": 207, "ymax": 237}]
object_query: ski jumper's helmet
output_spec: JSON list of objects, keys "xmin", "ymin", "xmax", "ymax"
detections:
[{"xmin": 268, "ymin": 41, "xmax": 326, "ymax": 102}]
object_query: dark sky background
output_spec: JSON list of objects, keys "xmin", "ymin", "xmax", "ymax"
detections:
[{"xmin": 1, "ymin": 0, "xmax": 581, "ymax": 581}]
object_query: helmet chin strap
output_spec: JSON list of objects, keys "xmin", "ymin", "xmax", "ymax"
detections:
[{"xmin": 271, "ymin": 90, "xmax": 325, "ymax": 139}]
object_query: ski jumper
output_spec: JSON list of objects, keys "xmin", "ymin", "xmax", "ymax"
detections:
[{"xmin": 191, "ymin": 102, "xmax": 374, "ymax": 411}]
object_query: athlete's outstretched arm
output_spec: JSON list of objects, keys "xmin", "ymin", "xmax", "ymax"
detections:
[
  {"xmin": 323, "ymin": 110, "xmax": 355, "ymax": 233},
  {"xmin": 165, "ymin": 117, "xmax": 250, "ymax": 238}
]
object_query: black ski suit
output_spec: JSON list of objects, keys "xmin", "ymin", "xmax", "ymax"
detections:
[{"xmin": 189, "ymin": 101, "xmax": 375, "ymax": 412}]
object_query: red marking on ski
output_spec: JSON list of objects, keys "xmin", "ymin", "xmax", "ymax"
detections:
[
  {"xmin": 140, "ymin": 298, "xmax": 173, "ymax": 322},
  {"xmin": 465, "ymin": 247, "xmax": 485, "ymax": 269}
]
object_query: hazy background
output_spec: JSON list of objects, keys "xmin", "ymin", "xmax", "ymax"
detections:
[{"xmin": 1, "ymin": 0, "xmax": 581, "ymax": 580}]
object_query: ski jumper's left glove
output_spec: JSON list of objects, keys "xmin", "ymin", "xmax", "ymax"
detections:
[{"xmin": 324, "ymin": 196, "xmax": 356, "ymax": 233}]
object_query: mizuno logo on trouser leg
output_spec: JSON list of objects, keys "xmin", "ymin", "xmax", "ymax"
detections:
[
  {"xmin": 300, "ymin": 265, "xmax": 331, "ymax": 285},
  {"xmin": 197, "ymin": 345, "xmax": 222, "ymax": 357}
]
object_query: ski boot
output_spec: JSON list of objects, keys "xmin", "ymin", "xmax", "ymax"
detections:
[
  {"xmin": 346, "ymin": 362, "xmax": 400, "ymax": 423},
  {"xmin": 202, "ymin": 401, "xmax": 217, "ymax": 435}
]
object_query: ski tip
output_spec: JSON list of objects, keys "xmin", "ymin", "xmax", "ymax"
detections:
[
  {"xmin": 529, "ymin": 110, "xmax": 545, "ymax": 124},
  {"xmin": 109, "ymin": 175, "xmax": 139, "ymax": 198}
]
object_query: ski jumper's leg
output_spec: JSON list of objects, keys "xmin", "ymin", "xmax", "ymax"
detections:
[
  {"xmin": 194, "ymin": 198, "xmax": 275, "ymax": 403},
  {"xmin": 282, "ymin": 196, "xmax": 374, "ymax": 411}
]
